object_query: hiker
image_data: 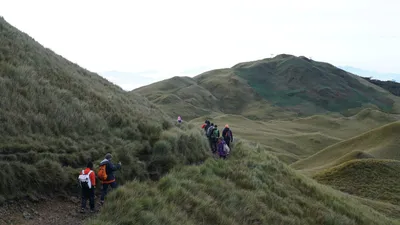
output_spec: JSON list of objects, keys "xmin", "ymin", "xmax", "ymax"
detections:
[
  {"xmin": 217, "ymin": 137, "xmax": 229, "ymax": 159},
  {"xmin": 210, "ymin": 124, "xmax": 220, "ymax": 153},
  {"xmin": 98, "ymin": 153, "xmax": 122, "ymax": 205},
  {"xmin": 203, "ymin": 120, "xmax": 211, "ymax": 135},
  {"xmin": 177, "ymin": 116, "xmax": 182, "ymax": 123},
  {"xmin": 206, "ymin": 123, "xmax": 215, "ymax": 151},
  {"xmin": 78, "ymin": 161, "xmax": 96, "ymax": 213},
  {"xmin": 222, "ymin": 124, "xmax": 233, "ymax": 148}
]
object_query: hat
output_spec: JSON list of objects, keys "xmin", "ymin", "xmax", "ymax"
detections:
[{"xmin": 105, "ymin": 153, "xmax": 112, "ymax": 160}]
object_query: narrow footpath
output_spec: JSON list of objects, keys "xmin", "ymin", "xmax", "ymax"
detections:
[{"xmin": 0, "ymin": 196, "xmax": 100, "ymax": 225}]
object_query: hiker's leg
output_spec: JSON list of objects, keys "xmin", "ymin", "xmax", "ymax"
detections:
[
  {"xmin": 89, "ymin": 188, "xmax": 95, "ymax": 210},
  {"xmin": 212, "ymin": 142, "xmax": 215, "ymax": 153},
  {"xmin": 101, "ymin": 183, "xmax": 109, "ymax": 201},
  {"xmin": 81, "ymin": 187, "xmax": 88, "ymax": 209},
  {"xmin": 225, "ymin": 139, "xmax": 230, "ymax": 148}
]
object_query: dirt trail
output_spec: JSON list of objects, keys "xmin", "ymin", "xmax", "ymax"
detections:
[{"xmin": 0, "ymin": 196, "xmax": 100, "ymax": 225}]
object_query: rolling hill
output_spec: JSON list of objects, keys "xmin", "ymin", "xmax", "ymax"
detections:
[
  {"xmin": 2, "ymin": 16, "xmax": 400, "ymax": 225},
  {"xmin": 134, "ymin": 54, "xmax": 400, "ymax": 120},
  {"xmin": 291, "ymin": 121, "xmax": 400, "ymax": 175},
  {"xmin": 189, "ymin": 109, "xmax": 399, "ymax": 164},
  {"xmin": 0, "ymin": 16, "xmax": 209, "ymax": 203}
]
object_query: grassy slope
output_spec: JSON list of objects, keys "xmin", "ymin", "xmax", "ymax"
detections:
[
  {"xmin": 361, "ymin": 76, "xmax": 400, "ymax": 96},
  {"xmin": 135, "ymin": 69, "xmax": 293, "ymax": 121},
  {"xmin": 190, "ymin": 108, "xmax": 399, "ymax": 164},
  {"xmin": 0, "ymin": 17, "xmax": 210, "ymax": 201},
  {"xmin": 291, "ymin": 120, "xmax": 400, "ymax": 175},
  {"xmin": 233, "ymin": 54, "xmax": 399, "ymax": 115},
  {"xmin": 134, "ymin": 54, "xmax": 400, "ymax": 122},
  {"xmin": 3, "ymin": 16, "xmax": 400, "ymax": 225},
  {"xmin": 87, "ymin": 141, "xmax": 400, "ymax": 225},
  {"xmin": 133, "ymin": 76, "xmax": 222, "ymax": 119},
  {"xmin": 314, "ymin": 159, "xmax": 400, "ymax": 206}
]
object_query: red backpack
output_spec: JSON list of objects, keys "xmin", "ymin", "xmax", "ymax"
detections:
[{"xmin": 97, "ymin": 164, "xmax": 108, "ymax": 181}]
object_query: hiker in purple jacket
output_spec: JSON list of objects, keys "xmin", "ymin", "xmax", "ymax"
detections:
[{"xmin": 217, "ymin": 137, "xmax": 227, "ymax": 159}]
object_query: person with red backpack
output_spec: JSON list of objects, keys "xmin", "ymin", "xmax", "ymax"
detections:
[
  {"xmin": 222, "ymin": 124, "xmax": 233, "ymax": 148},
  {"xmin": 98, "ymin": 153, "xmax": 121, "ymax": 205},
  {"xmin": 78, "ymin": 161, "xmax": 96, "ymax": 213}
]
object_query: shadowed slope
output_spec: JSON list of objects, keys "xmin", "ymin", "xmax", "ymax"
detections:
[
  {"xmin": 233, "ymin": 55, "xmax": 398, "ymax": 115},
  {"xmin": 0, "ymin": 17, "xmax": 210, "ymax": 201}
]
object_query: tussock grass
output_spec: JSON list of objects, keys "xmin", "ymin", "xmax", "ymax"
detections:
[
  {"xmin": 314, "ymin": 159, "xmax": 400, "ymax": 206},
  {"xmin": 86, "ymin": 141, "xmax": 400, "ymax": 225},
  {"xmin": 0, "ymin": 17, "xmax": 210, "ymax": 201}
]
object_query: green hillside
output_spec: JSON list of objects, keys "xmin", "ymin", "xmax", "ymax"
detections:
[
  {"xmin": 233, "ymin": 54, "xmax": 396, "ymax": 115},
  {"xmin": 314, "ymin": 159, "xmax": 400, "ymax": 206},
  {"xmin": 87, "ymin": 141, "xmax": 400, "ymax": 225},
  {"xmin": 291, "ymin": 121, "xmax": 400, "ymax": 175},
  {"xmin": 2, "ymin": 16, "xmax": 400, "ymax": 225},
  {"xmin": 133, "ymin": 55, "xmax": 400, "ymax": 120},
  {"xmin": 0, "ymin": 17, "xmax": 209, "ymax": 201},
  {"xmin": 135, "ymin": 70, "xmax": 294, "ymax": 121}
]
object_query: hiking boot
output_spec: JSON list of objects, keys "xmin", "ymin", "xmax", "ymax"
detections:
[
  {"xmin": 90, "ymin": 209, "xmax": 96, "ymax": 213},
  {"xmin": 80, "ymin": 208, "xmax": 85, "ymax": 213}
]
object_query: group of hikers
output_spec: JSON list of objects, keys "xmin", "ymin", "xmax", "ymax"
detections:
[
  {"xmin": 77, "ymin": 153, "xmax": 122, "ymax": 213},
  {"xmin": 201, "ymin": 120, "xmax": 234, "ymax": 159},
  {"xmin": 77, "ymin": 118, "xmax": 234, "ymax": 213}
]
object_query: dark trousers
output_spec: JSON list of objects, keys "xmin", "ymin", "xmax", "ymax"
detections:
[
  {"xmin": 224, "ymin": 138, "xmax": 231, "ymax": 148},
  {"xmin": 208, "ymin": 139, "xmax": 214, "ymax": 152},
  {"xmin": 211, "ymin": 139, "xmax": 218, "ymax": 153},
  {"xmin": 101, "ymin": 181, "xmax": 118, "ymax": 201},
  {"xmin": 81, "ymin": 187, "xmax": 95, "ymax": 210}
]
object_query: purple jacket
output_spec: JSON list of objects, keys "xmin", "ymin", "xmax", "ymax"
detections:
[{"xmin": 217, "ymin": 139, "xmax": 227, "ymax": 156}]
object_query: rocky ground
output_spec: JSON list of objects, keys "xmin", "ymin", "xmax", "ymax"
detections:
[{"xmin": 0, "ymin": 195, "xmax": 102, "ymax": 225}]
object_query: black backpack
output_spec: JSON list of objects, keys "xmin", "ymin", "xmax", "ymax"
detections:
[{"xmin": 206, "ymin": 126, "xmax": 214, "ymax": 137}]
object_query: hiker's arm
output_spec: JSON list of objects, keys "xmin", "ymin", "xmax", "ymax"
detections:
[{"xmin": 90, "ymin": 172, "xmax": 96, "ymax": 187}]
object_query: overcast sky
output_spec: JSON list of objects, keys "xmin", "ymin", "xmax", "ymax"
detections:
[{"xmin": 1, "ymin": 0, "xmax": 400, "ymax": 90}]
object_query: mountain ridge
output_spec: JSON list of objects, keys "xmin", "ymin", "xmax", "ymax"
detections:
[{"xmin": 133, "ymin": 54, "xmax": 400, "ymax": 121}]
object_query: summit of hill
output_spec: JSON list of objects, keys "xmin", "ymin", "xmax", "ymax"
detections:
[{"xmin": 134, "ymin": 54, "xmax": 400, "ymax": 120}]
